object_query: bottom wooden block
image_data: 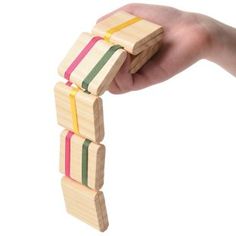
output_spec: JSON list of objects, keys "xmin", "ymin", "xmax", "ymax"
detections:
[{"xmin": 61, "ymin": 176, "xmax": 109, "ymax": 232}]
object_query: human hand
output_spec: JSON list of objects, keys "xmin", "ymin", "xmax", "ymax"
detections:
[{"xmin": 98, "ymin": 3, "xmax": 236, "ymax": 94}]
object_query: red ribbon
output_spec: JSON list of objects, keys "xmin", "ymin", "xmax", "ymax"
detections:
[
  {"xmin": 64, "ymin": 36, "xmax": 103, "ymax": 81},
  {"xmin": 65, "ymin": 131, "xmax": 74, "ymax": 177}
]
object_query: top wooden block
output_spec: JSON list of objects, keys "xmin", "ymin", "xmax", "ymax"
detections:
[
  {"xmin": 92, "ymin": 11, "xmax": 163, "ymax": 55},
  {"xmin": 58, "ymin": 32, "xmax": 127, "ymax": 96}
]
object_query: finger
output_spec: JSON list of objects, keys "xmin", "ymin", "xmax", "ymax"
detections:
[{"xmin": 108, "ymin": 79, "xmax": 122, "ymax": 94}]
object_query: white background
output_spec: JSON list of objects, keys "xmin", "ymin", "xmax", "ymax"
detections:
[{"xmin": 0, "ymin": 0, "xmax": 235, "ymax": 235}]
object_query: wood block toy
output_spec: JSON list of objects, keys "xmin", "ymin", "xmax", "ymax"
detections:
[
  {"xmin": 54, "ymin": 82, "xmax": 104, "ymax": 143},
  {"xmin": 60, "ymin": 129, "xmax": 105, "ymax": 190},
  {"xmin": 58, "ymin": 32, "xmax": 127, "ymax": 96},
  {"xmin": 55, "ymin": 10, "xmax": 164, "ymax": 232},
  {"xmin": 61, "ymin": 176, "xmax": 109, "ymax": 232},
  {"xmin": 92, "ymin": 11, "xmax": 164, "ymax": 73}
]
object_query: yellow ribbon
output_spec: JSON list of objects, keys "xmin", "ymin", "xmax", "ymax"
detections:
[
  {"xmin": 104, "ymin": 16, "xmax": 141, "ymax": 42},
  {"xmin": 69, "ymin": 87, "xmax": 79, "ymax": 134}
]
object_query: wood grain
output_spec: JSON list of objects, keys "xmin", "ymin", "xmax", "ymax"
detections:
[
  {"xmin": 60, "ymin": 129, "xmax": 105, "ymax": 190},
  {"xmin": 92, "ymin": 11, "xmax": 163, "ymax": 55},
  {"xmin": 61, "ymin": 176, "xmax": 109, "ymax": 232},
  {"xmin": 54, "ymin": 82, "xmax": 104, "ymax": 142},
  {"xmin": 130, "ymin": 41, "xmax": 162, "ymax": 74},
  {"xmin": 58, "ymin": 32, "xmax": 127, "ymax": 96}
]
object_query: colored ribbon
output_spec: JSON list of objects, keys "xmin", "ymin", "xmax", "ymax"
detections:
[
  {"xmin": 66, "ymin": 81, "xmax": 72, "ymax": 87},
  {"xmin": 104, "ymin": 16, "xmax": 142, "ymax": 42},
  {"xmin": 81, "ymin": 44, "xmax": 123, "ymax": 91},
  {"xmin": 69, "ymin": 87, "xmax": 79, "ymax": 134},
  {"xmin": 65, "ymin": 131, "xmax": 74, "ymax": 177},
  {"xmin": 82, "ymin": 139, "xmax": 92, "ymax": 186},
  {"xmin": 65, "ymin": 131, "xmax": 91, "ymax": 186},
  {"xmin": 64, "ymin": 36, "xmax": 103, "ymax": 81}
]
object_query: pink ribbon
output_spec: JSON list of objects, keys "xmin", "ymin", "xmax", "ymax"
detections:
[
  {"xmin": 64, "ymin": 36, "xmax": 103, "ymax": 81},
  {"xmin": 65, "ymin": 81, "xmax": 72, "ymax": 87},
  {"xmin": 65, "ymin": 131, "xmax": 74, "ymax": 177}
]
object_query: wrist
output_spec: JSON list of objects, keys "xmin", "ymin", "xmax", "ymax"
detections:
[
  {"xmin": 190, "ymin": 13, "xmax": 220, "ymax": 60},
  {"xmin": 179, "ymin": 12, "xmax": 217, "ymax": 61},
  {"xmin": 200, "ymin": 16, "xmax": 225, "ymax": 61},
  {"xmin": 198, "ymin": 14, "xmax": 236, "ymax": 75}
]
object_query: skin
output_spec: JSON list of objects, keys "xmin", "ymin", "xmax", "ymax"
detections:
[{"xmin": 98, "ymin": 3, "xmax": 236, "ymax": 94}]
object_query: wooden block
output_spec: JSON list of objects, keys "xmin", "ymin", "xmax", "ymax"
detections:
[
  {"xmin": 60, "ymin": 129, "xmax": 105, "ymax": 190},
  {"xmin": 58, "ymin": 32, "xmax": 127, "ymax": 96},
  {"xmin": 130, "ymin": 41, "xmax": 161, "ymax": 74},
  {"xmin": 54, "ymin": 82, "xmax": 104, "ymax": 143},
  {"xmin": 92, "ymin": 11, "xmax": 163, "ymax": 55},
  {"xmin": 61, "ymin": 176, "xmax": 109, "ymax": 232}
]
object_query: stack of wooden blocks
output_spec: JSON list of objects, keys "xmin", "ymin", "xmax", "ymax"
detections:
[{"xmin": 54, "ymin": 11, "xmax": 163, "ymax": 232}]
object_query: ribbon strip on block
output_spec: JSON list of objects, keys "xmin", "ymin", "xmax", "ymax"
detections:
[
  {"xmin": 65, "ymin": 131, "xmax": 91, "ymax": 186},
  {"xmin": 65, "ymin": 131, "xmax": 74, "ymax": 177},
  {"xmin": 82, "ymin": 139, "xmax": 92, "ymax": 186},
  {"xmin": 64, "ymin": 36, "xmax": 103, "ymax": 81},
  {"xmin": 69, "ymin": 87, "xmax": 79, "ymax": 134},
  {"xmin": 64, "ymin": 35, "xmax": 124, "ymax": 93},
  {"xmin": 81, "ymin": 44, "xmax": 123, "ymax": 91},
  {"xmin": 104, "ymin": 16, "xmax": 142, "ymax": 42}
]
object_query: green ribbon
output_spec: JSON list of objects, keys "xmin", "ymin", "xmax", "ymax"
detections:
[
  {"xmin": 82, "ymin": 139, "xmax": 92, "ymax": 186},
  {"xmin": 82, "ymin": 44, "xmax": 123, "ymax": 91}
]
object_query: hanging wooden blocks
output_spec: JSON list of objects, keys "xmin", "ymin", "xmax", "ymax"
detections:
[
  {"xmin": 61, "ymin": 176, "xmax": 109, "ymax": 232},
  {"xmin": 56, "ymin": 10, "xmax": 164, "ymax": 232},
  {"xmin": 54, "ymin": 82, "xmax": 104, "ymax": 143},
  {"xmin": 58, "ymin": 32, "xmax": 127, "ymax": 96},
  {"xmin": 92, "ymin": 11, "xmax": 163, "ymax": 73},
  {"xmin": 60, "ymin": 129, "xmax": 105, "ymax": 190}
]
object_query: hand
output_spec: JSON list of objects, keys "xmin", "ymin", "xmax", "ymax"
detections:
[{"xmin": 98, "ymin": 3, "xmax": 236, "ymax": 94}]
